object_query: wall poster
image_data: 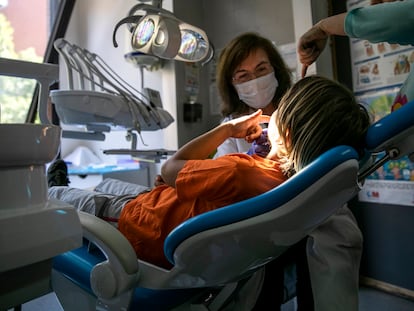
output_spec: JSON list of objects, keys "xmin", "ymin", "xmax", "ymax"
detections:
[
  {"xmin": 356, "ymin": 90, "xmax": 414, "ymax": 207},
  {"xmin": 347, "ymin": 0, "xmax": 414, "ymax": 206}
]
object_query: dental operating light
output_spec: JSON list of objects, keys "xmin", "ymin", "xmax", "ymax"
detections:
[{"xmin": 113, "ymin": 4, "xmax": 213, "ymax": 64}]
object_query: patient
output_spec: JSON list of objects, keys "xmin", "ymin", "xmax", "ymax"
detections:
[{"xmin": 48, "ymin": 76, "xmax": 370, "ymax": 272}]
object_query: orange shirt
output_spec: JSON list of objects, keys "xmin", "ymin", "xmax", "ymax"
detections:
[{"xmin": 118, "ymin": 153, "xmax": 287, "ymax": 268}]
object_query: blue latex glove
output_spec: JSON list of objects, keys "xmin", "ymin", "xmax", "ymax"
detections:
[{"xmin": 247, "ymin": 128, "xmax": 270, "ymax": 157}]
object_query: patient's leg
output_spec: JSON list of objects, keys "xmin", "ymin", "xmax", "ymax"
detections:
[
  {"xmin": 47, "ymin": 159, "xmax": 143, "ymax": 223},
  {"xmin": 48, "ymin": 186, "xmax": 135, "ymax": 226},
  {"xmin": 48, "ymin": 186, "xmax": 110, "ymax": 215},
  {"xmin": 94, "ymin": 177, "xmax": 150, "ymax": 195}
]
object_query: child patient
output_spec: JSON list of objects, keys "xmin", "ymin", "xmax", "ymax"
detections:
[{"xmin": 48, "ymin": 75, "xmax": 370, "ymax": 269}]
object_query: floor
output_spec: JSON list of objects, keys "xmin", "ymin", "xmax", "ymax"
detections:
[
  {"xmin": 8, "ymin": 286, "xmax": 414, "ymax": 310},
  {"xmin": 282, "ymin": 286, "xmax": 414, "ymax": 311}
]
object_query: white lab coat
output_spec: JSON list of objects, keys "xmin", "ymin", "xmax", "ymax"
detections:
[
  {"xmin": 213, "ymin": 116, "xmax": 252, "ymax": 159},
  {"xmin": 213, "ymin": 136, "xmax": 252, "ymax": 158}
]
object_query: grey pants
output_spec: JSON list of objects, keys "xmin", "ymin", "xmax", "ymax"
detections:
[
  {"xmin": 307, "ymin": 205, "xmax": 363, "ymax": 311},
  {"xmin": 48, "ymin": 178, "xmax": 150, "ymax": 225}
]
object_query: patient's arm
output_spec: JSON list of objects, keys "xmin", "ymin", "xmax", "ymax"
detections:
[{"xmin": 161, "ymin": 110, "xmax": 268, "ymax": 187}]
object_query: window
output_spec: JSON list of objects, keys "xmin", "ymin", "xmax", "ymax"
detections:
[{"xmin": 0, "ymin": 0, "xmax": 74, "ymax": 123}]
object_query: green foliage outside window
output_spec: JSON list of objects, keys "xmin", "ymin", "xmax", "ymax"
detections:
[{"xmin": 0, "ymin": 13, "xmax": 42, "ymax": 123}]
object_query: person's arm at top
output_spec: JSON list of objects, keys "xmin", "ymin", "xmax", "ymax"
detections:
[
  {"xmin": 345, "ymin": 1, "xmax": 414, "ymax": 46},
  {"xmin": 298, "ymin": 0, "xmax": 414, "ymax": 77},
  {"xmin": 161, "ymin": 110, "xmax": 270, "ymax": 187},
  {"xmin": 370, "ymin": 0, "xmax": 403, "ymax": 5},
  {"xmin": 297, "ymin": 13, "xmax": 346, "ymax": 78}
]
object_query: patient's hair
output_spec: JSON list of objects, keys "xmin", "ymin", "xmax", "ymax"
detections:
[{"xmin": 276, "ymin": 75, "xmax": 370, "ymax": 174}]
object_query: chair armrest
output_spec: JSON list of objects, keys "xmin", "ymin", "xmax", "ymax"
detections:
[{"xmin": 78, "ymin": 211, "xmax": 139, "ymax": 299}]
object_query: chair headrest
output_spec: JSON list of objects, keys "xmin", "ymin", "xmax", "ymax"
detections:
[{"xmin": 366, "ymin": 100, "xmax": 414, "ymax": 152}]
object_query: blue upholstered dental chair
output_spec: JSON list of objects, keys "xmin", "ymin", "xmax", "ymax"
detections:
[{"xmin": 51, "ymin": 100, "xmax": 414, "ymax": 311}]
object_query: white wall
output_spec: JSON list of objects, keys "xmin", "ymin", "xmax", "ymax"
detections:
[
  {"xmin": 58, "ymin": 0, "xmax": 331, "ymax": 161},
  {"xmin": 200, "ymin": 0, "xmax": 295, "ymax": 49}
]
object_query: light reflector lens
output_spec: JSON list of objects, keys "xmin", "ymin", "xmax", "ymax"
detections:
[
  {"xmin": 134, "ymin": 18, "xmax": 155, "ymax": 47},
  {"xmin": 178, "ymin": 29, "xmax": 208, "ymax": 61}
]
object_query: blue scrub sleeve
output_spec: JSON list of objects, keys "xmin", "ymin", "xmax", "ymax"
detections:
[{"xmin": 345, "ymin": 1, "xmax": 414, "ymax": 46}]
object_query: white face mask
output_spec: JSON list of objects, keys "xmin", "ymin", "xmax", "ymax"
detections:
[{"xmin": 234, "ymin": 72, "xmax": 279, "ymax": 109}]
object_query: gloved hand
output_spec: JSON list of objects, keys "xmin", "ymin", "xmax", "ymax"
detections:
[{"xmin": 247, "ymin": 128, "xmax": 271, "ymax": 157}]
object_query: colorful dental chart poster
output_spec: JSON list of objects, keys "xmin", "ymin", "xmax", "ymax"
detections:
[
  {"xmin": 356, "ymin": 89, "xmax": 414, "ymax": 207},
  {"xmin": 346, "ymin": 0, "xmax": 414, "ymax": 207},
  {"xmin": 351, "ymin": 41, "xmax": 414, "ymax": 94},
  {"xmin": 347, "ymin": 0, "xmax": 414, "ymax": 95}
]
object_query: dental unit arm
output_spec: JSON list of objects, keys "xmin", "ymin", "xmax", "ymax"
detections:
[{"xmin": 50, "ymin": 38, "xmax": 174, "ymax": 146}]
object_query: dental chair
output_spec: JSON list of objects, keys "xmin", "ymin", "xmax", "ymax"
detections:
[{"xmin": 51, "ymin": 100, "xmax": 414, "ymax": 311}]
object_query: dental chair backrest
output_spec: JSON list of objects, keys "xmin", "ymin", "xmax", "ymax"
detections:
[
  {"xmin": 52, "ymin": 100, "xmax": 414, "ymax": 310},
  {"xmin": 158, "ymin": 145, "xmax": 360, "ymax": 288}
]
